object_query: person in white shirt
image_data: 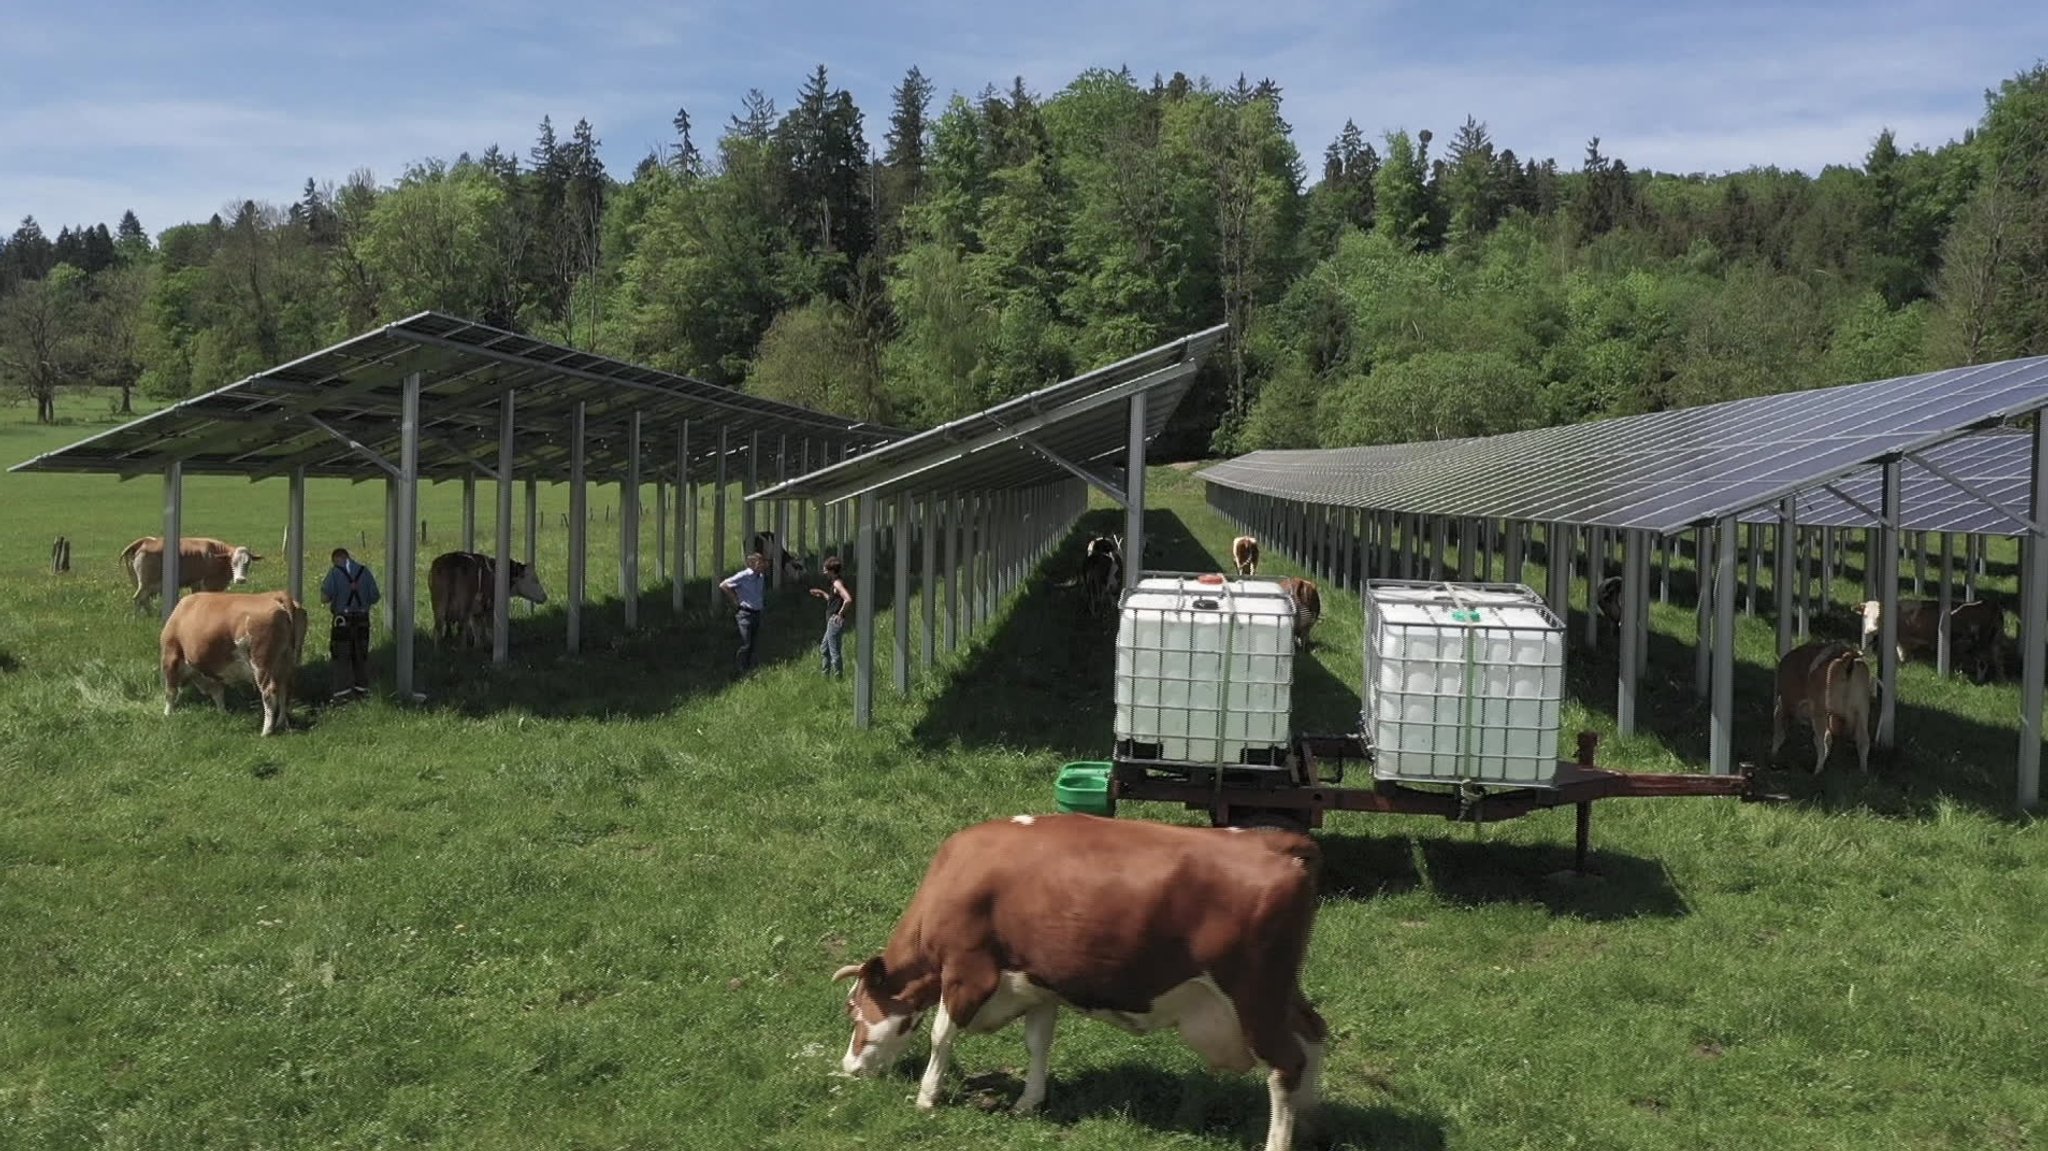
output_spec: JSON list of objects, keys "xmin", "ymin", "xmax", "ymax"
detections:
[{"xmin": 720, "ymin": 552, "xmax": 771, "ymax": 677}]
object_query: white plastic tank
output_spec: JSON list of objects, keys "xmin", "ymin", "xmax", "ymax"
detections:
[
  {"xmin": 1114, "ymin": 575, "xmax": 1296, "ymax": 768},
  {"xmin": 1363, "ymin": 580, "xmax": 1565, "ymax": 787}
]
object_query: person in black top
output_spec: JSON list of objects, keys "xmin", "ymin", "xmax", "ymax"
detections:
[
  {"xmin": 319, "ymin": 547, "xmax": 381, "ymax": 699},
  {"xmin": 808, "ymin": 556, "xmax": 854, "ymax": 678}
]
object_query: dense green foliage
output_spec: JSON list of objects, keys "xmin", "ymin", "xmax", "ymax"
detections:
[{"xmin": 4, "ymin": 64, "xmax": 2047, "ymax": 455}]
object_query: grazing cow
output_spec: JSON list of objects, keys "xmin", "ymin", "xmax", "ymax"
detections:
[
  {"xmin": 1232, "ymin": 535, "xmax": 1261, "ymax": 577},
  {"xmin": 1858, "ymin": 598, "xmax": 2008, "ymax": 680},
  {"xmin": 1771, "ymin": 640, "xmax": 1872, "ymax": 774},
  {"xmin": 1079, "ymin": 536, "xmax": 1122, "ymax": 618},
  {"xmin": 834, "ymin": 814, "xmax": 1326, "ymax": 1150},
  {"xmin": 1277, "ymin": 576, "xmax": 1322, "ymax": 650},
  {"xmin": 749, "ymin": 531, "xmax": 807, "ymax": 581},
  {"xmin": 159, "ymin": 590, "xmax": 308, "ymax": 736},
  {"xmin": 428, "ymin": 551, "xmax": 549, "ymax": 649},
  {"xmin": 1596, "ymin": 575, "xmax": 1623, "ymax": 626},
  {"xmin": 120, "ymin": 536, "xmax": 260, "ymax": 609}
]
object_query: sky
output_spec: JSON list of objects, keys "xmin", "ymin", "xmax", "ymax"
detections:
[{"xmin": 4, "ymin": 0, "xmax": 2044, "ymax": 239}]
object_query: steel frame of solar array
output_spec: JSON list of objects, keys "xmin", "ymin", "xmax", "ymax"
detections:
[
  {"xmin": 1198, "ymin": 354, "xmax": 2048, "ymax": 811},
  {"xmin": 9, "ymin": 312, "xmax": 901, "ymax": 701},
  {"xmin": 745, "ymin": 325, "xmax": 1228, "ymax": 728}
]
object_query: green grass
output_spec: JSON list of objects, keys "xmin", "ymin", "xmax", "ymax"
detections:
[{"xmin": 1, "ymin": 394, "xmax": 2043, "ymax": 1151}]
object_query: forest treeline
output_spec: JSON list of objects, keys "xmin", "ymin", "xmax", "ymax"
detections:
[{"xmin": 2, "ymin": 62, "xmax": 2045, "ymax": 457}]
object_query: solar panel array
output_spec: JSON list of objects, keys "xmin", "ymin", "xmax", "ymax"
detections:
[
  {"xmin": 1734, "ymin": 431, "xmax": 2035, "ymax": 535},
  {"xmin": 1198, "ymin": 355, "xmax": 2048, "ymax": 534},
  {"xmin": 9, "ymin": 312, "xmax": 899, "ymax": 484},
  {"xmin": 749, "ymin": 325, "xmax": 1227, "ymax": 506}
]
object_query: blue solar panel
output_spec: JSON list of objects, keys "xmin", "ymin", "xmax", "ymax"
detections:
[{"xmin": 1197, "ymin": 355, "xmax": 2048, "ymax": 534}]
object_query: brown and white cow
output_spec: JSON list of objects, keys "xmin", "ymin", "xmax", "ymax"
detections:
[
  {"xmin": 428, "ymin": 551, "xmax": 549, "ymax": 649},
  {"xmin": 834, "ymin": 814, "xmax": 1326, "ymax": 1151},
  {"xmin": 1858, "ymin": 597, "xmax": 2008, "ymax": 680},
  {"xmin": 159, "ymin": 590, "xmax": 308, "ymax": 736},
  {"xmin": 1277, "ymin": 576, "xmax": 1322, "ymax": 650},
  {"xmin": 1596, "ymin": 575, "xmax": 1623, "ymax": 626},
  {"xmin": 120, "ymin": 536, "xmax": 260, "ymax": 609},
  {"xmin": 1232, "ymin": 535, "xmax": 1261, "ymax": 577},
  {"xmin": 1771, "ymin": 640, "xmax": 1872, "ymax": 774}
]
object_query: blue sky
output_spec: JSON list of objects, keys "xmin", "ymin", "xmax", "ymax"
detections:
[{"xmin": 4, "ymin": 0, "xmax": 2043, "ymax": 239}]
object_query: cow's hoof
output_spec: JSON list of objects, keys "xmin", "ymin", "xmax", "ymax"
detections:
[
  {"xmin": 915, "ymin": 1095, "xmax": 940, "ymax": 1113},
  {"xmin": 1011, "ymin": 1097, "xmax": 1044, "ymax": 1116}
]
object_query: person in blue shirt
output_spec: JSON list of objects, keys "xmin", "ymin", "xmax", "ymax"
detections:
[
  {"xmin": 719, "ymin": 551, "xmax": 771, "ymax": 677},
  {"xmin": 319, "ymin": 547, "xmax": 381, "ymax": 699}
]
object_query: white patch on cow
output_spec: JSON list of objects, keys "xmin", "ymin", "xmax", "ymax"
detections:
[
  {"xmin": 1226, "ymin": 826, "xmax": 1246, "ymax": 833},
  {"xmin": 963, "ymin": 972, "xmax": 1251, "ymax": 1074},
  {"xmin": 1010, "ymin": 814, "xmax": 1036, "ymax": 826},
  {"xmin": 842, "ymin": 1007, "xmax": 919, "ymax": 1078},
  {"xmin": 1859, "ymin": 600, "xmax": 1882, "ymax": 649}
]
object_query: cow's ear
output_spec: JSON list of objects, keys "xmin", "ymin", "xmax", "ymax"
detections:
[{"xmin": 248, "ymin": 553, "xmax": 265, "ymax": 562}]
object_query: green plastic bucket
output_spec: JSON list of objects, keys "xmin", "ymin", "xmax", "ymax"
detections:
[{"xmin": 1054, "ymin": 762, "xmax": 1113, "ymax": 816}]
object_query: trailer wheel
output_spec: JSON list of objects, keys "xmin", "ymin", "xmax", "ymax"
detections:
[{"xmin": 1220, "ymin": 806, "xmax": 1310, "ymax": 834}]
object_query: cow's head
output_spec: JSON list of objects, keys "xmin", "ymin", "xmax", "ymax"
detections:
[
  {"xmin": 230, "ymin": 546, "xmax": 261, "ymax": 584},
  {"xmin": 508, "ymin": 561, "xmax": 550, "ymax": 605},
  {"xmin": 833, "ymin": 956, "xmax": 924, "ymax": 1077}
]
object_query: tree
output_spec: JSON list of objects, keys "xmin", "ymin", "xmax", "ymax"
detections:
[
  {"xmin": 670, "ymin": 106, "xmax": 703, "ymax": 178},
  {"xmin": 1374, "ymin": 130, "xmax": 1432, "ymax": 249},
  {"xmin": 1442, "ymin": 116, "xmax": 1500, "ymax": 243},
  {"xmin": 879, "ymin": 66, "xmax": 935, "ymax": 253},
  {"xmin": 116, "ymin": 210, "xmax": 150, "ymax": 261},
  {"xmin": 745, "ymin": 297, "xmax": 888, "ymax": 421},
  {"xmin": 0, "ymin": 266, "xmax": 86, "ymax": 422}
]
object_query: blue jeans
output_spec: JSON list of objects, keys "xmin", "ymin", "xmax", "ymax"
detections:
[
  {"xmin": 820, "ymin": 615, "xmax": 845, "ymax": 676},
  {"xmin": 735, "ymin": 608, "xmax": 761, "ymax": 674}
]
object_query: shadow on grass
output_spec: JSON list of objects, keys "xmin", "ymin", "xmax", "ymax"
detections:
[
  {"xmin": 291, "ymin": 575, "xmax": 834, "ymax": 720},
  {"xmin": 0, "ymin": 647, "xmax": 18, "ymax": 673},
  {"xmin": 910, "ymin": 507, "xmax": 1230, "ymax": 759},
  {"xmin": 948, "ymin": 1063, "xmax": 1443, "ymax": 1150},
  {"xmin": 1318, "ymin": 832, "xmax": 1692, "ymax": 921}
]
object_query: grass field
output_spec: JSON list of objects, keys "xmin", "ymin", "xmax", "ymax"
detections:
[{"xmin": 1, "ymin": 394, "xmax": 2043, "ymax": 1151}]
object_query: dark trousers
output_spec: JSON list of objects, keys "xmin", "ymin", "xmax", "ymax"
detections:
[
  {"xmin": 735, "ymin": 607, "xmax": 761, "ymax": 674},
  {"xmin": 330, "ymin": 613, "xmax": 371, "ymax": 693}
]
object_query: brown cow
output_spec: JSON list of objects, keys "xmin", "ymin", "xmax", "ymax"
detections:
[
  {"xmin": 834, "ymin": 814, "xmax": 1326, "ymax": 1150},
  {"xmin": 428, "ymin": 551, "xmax": 549, "ymax": 649},
  {"xmin": 1771, "ymin": 640, "xmax": 1872, "ymax": 774},
  {"xmin": 1277, "ymin": 576, "xmax": 1322, "ymax": 650},
  {"xmin": 1232, "ymin": 535, "xmax": 1261, "ymax": 576},
  {"xmin": 1858, "ymin": 598, "xmax": 2008, "ymax": 680},
  {"xmin": 159, "ymin": 590, "xmax": 307, "ymax": 736},
  {"xmin": 120, "ymin": 536, "xmax": 260, "ymax": 609}
]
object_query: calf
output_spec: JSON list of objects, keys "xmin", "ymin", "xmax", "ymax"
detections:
[
  {"xmin": 1596, "ymin": 575, "xmax": 1622, "ymax": 626},
  {"xmin": 159, "ymin": 590, "xmax": 307, "ymax": 736},
  {"xmin": 120, "ymin": 536, "xmax": 260, "ymax": 610},
  {"xmin": 834, "ymin": 814, "xmax": 1326, "ymax": 1151},
  {"xmin": 1079, "ymin": 536, "xmax": 1122, "ymax": 618},
  {"xmin": 1232, "ymin": 535, "xmax": 1261, "ymax": 577},
  {"xmin": 428, "ymin": 551, "xmax": 549, "ymax": 649},
  {"xmin": 1277, "ymin": 576, "xmax": 1322, "ymax": 650},
  {"xmin": 1770, "ymin": 640, "xmax": 1872, "ymax": 774}
]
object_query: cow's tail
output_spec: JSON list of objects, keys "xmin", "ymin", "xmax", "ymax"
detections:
[{"xmin": 119, "ymin": 537, "xmax": 152, "ymax": 569}]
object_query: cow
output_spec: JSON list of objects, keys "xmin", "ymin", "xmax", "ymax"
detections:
[
  {"xmin": 120, "ymin": 536, "xmax": 260, "ymax": 610},
  {"xmin": 428, "ymin": 551, "xmax": 549, "ymax": 649},
  {"xmin": 1232, "ymin": 535, "xmax": 1261, "ymax": 577},
  {"xmin": 1079, "ymin": 536, "xmax": 1122, "ymax": 618},
  {"xmin": 1858, "ymin": 598, "xmax": 2008, "ymax": 681},
  {"xmin": 159, "ymin": 590, "xmax": 308, "ymax": 736},
  {"xmin": 749, "ymin": 531, "xmax": 807, "ymax": 582},
  {"xmin": 1770, "ymin": 640, "xmax": 1872, "ymax": 774},
  {"xmin": 1596, "ymin": 575, "xmax": 1623, "ymax": 626},
  {"xmin": 1277, "ymin": 576, "xmax": 1322, "ymax": 650},
  {"xmin": 833, "ymin": 814, "xmax": 1326, "ymax": 1151}
]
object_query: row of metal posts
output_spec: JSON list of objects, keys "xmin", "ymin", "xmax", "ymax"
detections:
[
  {"xmin": 1204, "ymin": 466, "xmax": 2045, "ymax": 809},
  {"xmin": 836, "ymin": 480, "xmax": 1087, "ymax": 727}
]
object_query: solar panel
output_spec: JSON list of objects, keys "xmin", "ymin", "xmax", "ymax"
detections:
[
  {"xmin": 1198, "ymin": 355, "xmax": 2048, "ymax": 534},
  {"xmin": 748, "ymin": 326, "xmax": 1225, "ymax": 506},
  {"xmin": 8, "ymin": 312, "xmax": 901, "ymax": 484}
]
